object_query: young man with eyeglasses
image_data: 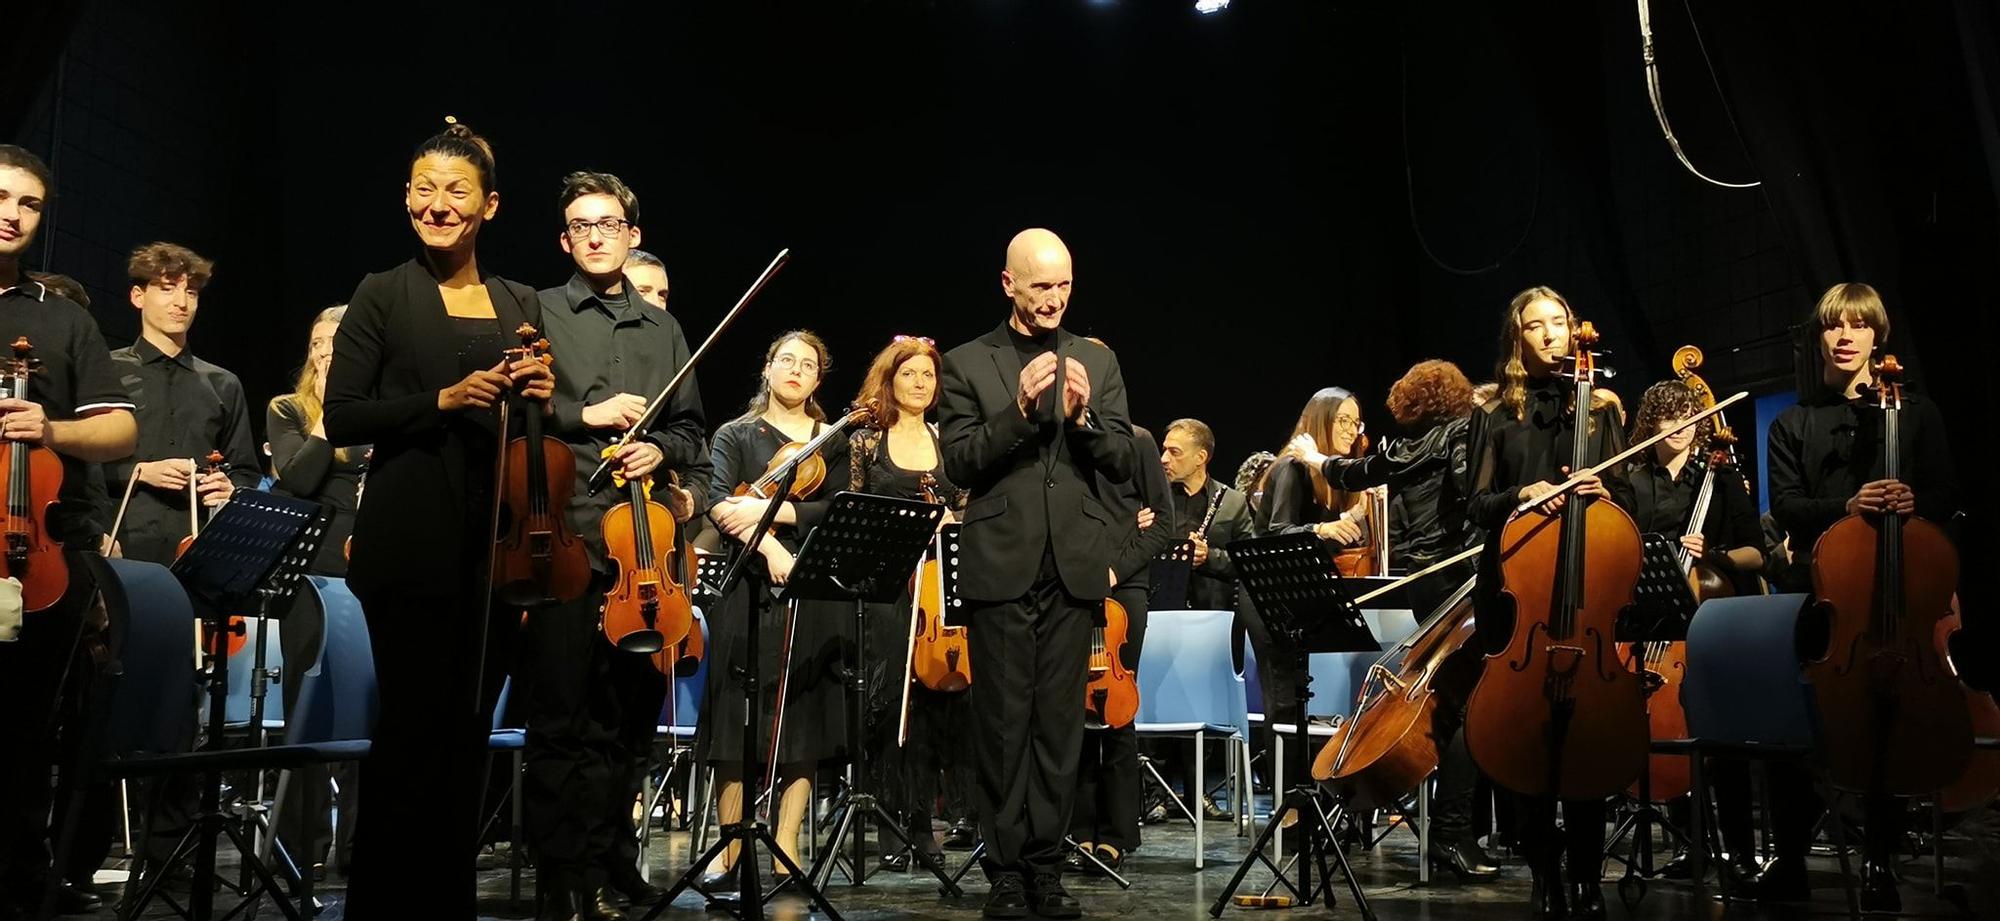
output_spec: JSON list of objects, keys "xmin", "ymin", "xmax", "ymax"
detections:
[{"xmin": 526, "ymin": 171, "xmax": 708, "ymax": 921}]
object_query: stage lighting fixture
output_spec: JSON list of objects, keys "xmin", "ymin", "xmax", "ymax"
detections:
[{"xmin": 1195, "ymin": 0, "xmax": 1230, "ymax": 13}]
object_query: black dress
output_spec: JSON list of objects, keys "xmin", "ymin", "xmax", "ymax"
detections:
[
  {"xmin": 846, "ymin": 426, "xmax": 977, "ymax": 841},
  {"xmin": 697, "ymin": 416, "xmax": 851, "ymax": 768}
]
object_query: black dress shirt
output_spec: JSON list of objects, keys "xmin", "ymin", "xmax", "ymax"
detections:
[
  {"xmin": 104, "ymin": 337, "xmax": 260, "ymax": 565},
  {"xmin": 0, "ymin": 281, "xmax": 135, "ymax": 548},
  {"xmin": 539, "ymin": 275, "xmax": 707, "ymax": 572},
  {"xmin": 1764, "ymin": 386, "xmax": 1959, "ymax": 593}
]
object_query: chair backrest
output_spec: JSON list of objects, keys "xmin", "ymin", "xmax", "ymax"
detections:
[
  {"xmin": 1136, "ymin": 609, "xmax": 1249, "ymax": 738},
  {"xmin": 1681, "ymin": 593, "xmax": 1822, "ymax": 748},
  {"xmin": 224, "ymin": 619, "xmax": 285, "ymax": 725},
  {"xmin": 285, "ymin": 577, "xmax": 376, "ymax": 745},
  {"xmin": 1308, "ymin": 607, "xmax": 1426, "ymax": 719},
  {"xmin": 664, "ymin": 611, "xmax": 710, "ymax": 730},
  {"xmin": 96, "ymin": 558, "xmax": 197, "ymax": 758},
  {"xmin": 1243, "ymin": 641, "xmax": 1264, "ymax": 720}
]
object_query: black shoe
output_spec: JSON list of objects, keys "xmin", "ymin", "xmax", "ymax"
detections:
[
  {"xmin": 1026, "ymin": 872, "xmax": 1082, "ymax": 920},
  {"xmin": 1656, "ymin": 848, "xmax": 1693, "ymax": 880},
  {"xmin": 1568, "ymin": 882, "xmax": 1606, "ymax": 920},
  {"xmin": 536, "ymin": 887, "xmax": 583, "ymax": 921},
  {"xmin": 881, "ymin": 851, "xmax": 913, "ymax": 873},
  {"xmin": 56, "ymin": 880, "xmax": 103, "ymax": 915},
  {"xmin": 943, "ymin": 820, "xmax": 978, "ymax": 851},
  {"xmin": 1860, "ymin": 860, "xmax": 1900, "ymax": 913},
  {"xmin": 1062, "ymin": 849, "xmax": 1094, "ymax": 876},
  {"xmin": 1746, "ymin": 856, "xmax": 1809, "ymax": 902},
  {"xmin": 695, "ymin": 864, "xmax": 739, "ymax": 897},
  {"xmin": 1429, "ymin": 839, "xmax": 1501, "ymax": 880},
  {"xmin": 1092, "ymin": 844, "xmax": 1124, "ymax": 875},
  {"xmin": 984, "ymin": 873, "xmax": 1029, "ymax": 920},
  {"xmin": 1721, "ymin": 854, "xmax": 1761, "ymax": 888},
  {"xmin": 607, "ymin": 874, "xmax": 665, "ymax": 907},
  {"xmin": 588, "ymin": 889, "xmax": 629, "ymax": 921}
]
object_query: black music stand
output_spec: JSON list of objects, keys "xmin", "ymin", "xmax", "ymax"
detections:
[
  {"xmin": 128, "ymin": 491, "xmax": 329, "ymax": 921},
  {"xmin": 1210, "ymin": 533, "xmax": 1379, "ymax": 920},
  {"xmin": 1148, "ymin": 539, "xmax": 1194, "ymax": 610},
  {"xmin": 785, "ymin": 493, "xmax": 963, "ymax": 896},
  {"xmin": 1606, "ymin": 533, "xmax": 1702, "ymax": 902},
  {"xmin": 644, "ymin": 463, "xmax": 844, "ymax": 921}
]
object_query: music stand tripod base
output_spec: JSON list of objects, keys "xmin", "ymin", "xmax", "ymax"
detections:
[
  {"xmin": 1209, "ymin": 533, "xmax": 1380, "ymax": 921},
  {"xmin": 776, "ymin": 492, "xmax": 964, "ymax": 897}
]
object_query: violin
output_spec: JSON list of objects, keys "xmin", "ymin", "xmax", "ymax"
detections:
[
  {"xmin": 654, "ymin": 548, "xmax": 707, "ymax": 677},
  {"xmin": 1464, "ymin": 320, "xmax": 1649, "ymax": 799},
  {"xmin": 1308, "ymin": 433, "xmax": 1383, "ymax": 578},
  {"xmin": 1084, "ymin": 596, "xmax": 1139, "ymax": 729},
  {"xmin": 732, "ymin": 403, "xmax": 876, "ymax": 501},
  {"xmin": 0, "ymin": 337, "xmax": 66, "ymax": 612},
  {"xmin": 180, "ymin": 450, "xmax": 247, "ymax": 659},
  {"xmin": 907, "ymin": 472, "xmax": 970, "ymax": 694},
  {"xmin": 1807, "ymin": 355, "xmax": 1970, "ymax": 795},
  {"xmin": 600, "ymin": 456, "xmax": 693, "ymax": 657},
  {"xmin": 492, "ymin": 324, "xmax": 591, "ymax": 607}
]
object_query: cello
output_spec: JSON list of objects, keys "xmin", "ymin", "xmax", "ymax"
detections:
[
  {"xmin": 1464, "ymin": 321, "xmax": 1649, "ymax": 800},
  {"xmin": 1806, "ymin": 356, "xmax": 1970, "ymax": 796},
  {"xmin": 1623, "ymin": 346, "xmax": 1737, "ymax": 802},
  {"xmin": 492, "ymin": 324, "xmax": 591, "ymax": 607},
  {"xmin": 0, "ymin": 337, "xmax": 67, "ymax": 612},
  {"xmin": 1313, "ymin": 576, "xmax": 1479, "ymax": 808}
]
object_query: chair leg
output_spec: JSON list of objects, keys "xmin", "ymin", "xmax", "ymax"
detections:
[
  {"xmin": 1417, "ymin": 774, "xmax": 1431, "ymax": 885},
  {"xmin": 511, "ymin": 750, "xmax": 524, "ymax": 909},
  {"xmin": 1273, "ymin": 735, "xmax": 1284, "ymax": 871},
  {"xmin": 1194, "ymin": 729, "xmax": 1205, "ymax": 870},
  {"xmin": 120, "ymin": 780, "xmax": 134, "ymax": 856}
]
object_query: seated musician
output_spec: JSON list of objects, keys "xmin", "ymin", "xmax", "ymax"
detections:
[
  {"xmin": 1159, "ymin": 418, "xmax": 1251, "ymax": 612},
  {"xmin": 1606, "ymin": 379, "xmax": 1762, "ymax": 882},
  {"xmin": 1754, "ymin": 283, "xmax": 1961, "ymax": 911}
]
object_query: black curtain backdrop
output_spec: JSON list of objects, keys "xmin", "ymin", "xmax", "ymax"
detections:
[{"xmin": 7, "ymin": 0, "xmax": 1995, "ymax": 682}]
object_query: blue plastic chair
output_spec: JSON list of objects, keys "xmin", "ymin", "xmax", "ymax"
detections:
[
  {"xmin": 487, "ymin": 675, "xmax": 528, "ymax": 906},
  {"xmin": 1136, "ymin": 608, "xmax": 1250, "ymax": 869}
]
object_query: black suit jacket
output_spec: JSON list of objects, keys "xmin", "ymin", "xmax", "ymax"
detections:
[
  {"xmin": 1106, "ymin": 428, "xmax": 1178, "ymax": 592},
  {"xmin": 938, "ymin": 323, "xmax": 1135, "ymax": 601},
  {"xmin": 1188, "ymin": 479, "xmax": 1252, "ymax": 611},
  {"xmin": 323, "ymin": 259, "xmax": 542, "ymax": 599}
]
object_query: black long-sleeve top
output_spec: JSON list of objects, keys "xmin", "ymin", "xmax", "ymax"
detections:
[
  {"xmin": 539, "ymin": 275, "xmax": 708, "ymax": 571},
  {"xmin": 104, "ymin": 338, "xmax": 262, "ymax": 565},
  {"xmin": 706, "ymin": 415, "xmax": 850, "ymax": 555},
  {"xmin": 1764, "ymin": 386, "xmax": 1959, "ymax": 594},
  {"xmin": 1465, "ymin": 379, "xmax": 1629, "ymax": 534},
  {"xmin": 1321, "ymin": 414, "xmax": 1475, "ymax": 569},
  {"xmin": 1105, "ymin": 427, "xmax": 1179, "ymax": 590},
  {"xmin": 267, "ymin": 395, "xmax": 369, "ymax": 575}
]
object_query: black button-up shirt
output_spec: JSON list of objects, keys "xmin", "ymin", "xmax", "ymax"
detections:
[
  {"xmin": 1765, "ymin": 386, "xmax": 1959, "ymax": 593},
  {"xmin": 104, "ymin": 337, "xmax": 262, "ymax": 565},
  {"xmin": 539, "ymin": 275, "xmax": 708, "ymax": 572},
  {"xmin": 0, "ymin": 281, "xmax": 135, "ymax": 548}
]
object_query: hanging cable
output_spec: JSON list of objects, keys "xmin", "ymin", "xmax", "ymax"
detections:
[
  {"xmin": 1639, "ymin": 0, "xmax": 1760, "ymax": 188},
  {"xmin": 1400, "ymin": 45, "xmax": 1543, "ymax": 276}
]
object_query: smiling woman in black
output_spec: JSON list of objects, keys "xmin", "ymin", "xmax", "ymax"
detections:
[{"xmin": 320, "ymin": 120, "xmax": 554, "ymax": 919}]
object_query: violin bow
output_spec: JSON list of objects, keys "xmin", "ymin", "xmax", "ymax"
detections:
[
  {"xmin": 587, "ymin": 248, "xmax": 791, "ymax": 495},
  {"xmin": 1507, "ymin": 391, "xmax": 1749, "ymax": 517}
]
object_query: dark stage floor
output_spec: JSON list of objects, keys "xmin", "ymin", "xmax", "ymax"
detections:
[{"xmin": 92, "ymin": 799, "xmax": 1999, "ymax": 920}]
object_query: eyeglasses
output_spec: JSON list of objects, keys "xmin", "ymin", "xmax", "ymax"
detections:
[
  {"xmin": 893, "ymin": 334, "xmax": 935, "ymax": 347},
  {"xmin": 1333, "ymin": 418, "xmax": 1365, "ymax": 433},
  {"xmin": 564, "ymin": 217, "xmax": 631, "ymax": 239},
  {"xmin": 771, "ymin": 354, "xmax": 820, "ymax": 375}
]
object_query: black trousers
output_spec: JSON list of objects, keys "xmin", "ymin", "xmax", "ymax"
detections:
[
  {"xmin": 1662, "ymin": 758, "xmax": 1754, "ymax": 859},
  {"xmin": 1070, "ymin": 591, "xmax": 1147, "ymax": 853},
  {"xmin": 968, "ymin": 550, "xmax": 1093, "ymax": 877},
  {"xmin": 1519, "ymin": 795, "xmax": 1607, "ymax": 885},
  {"xmin": 601, "ymin": 640, "xmax": 668, "ymax": 885},
  {"xmin": 520, "ymin": 593, "xmax": 623, "ymax": 895},
  {"xmin": 343, "ymin": 591, "xmax": 515, "ymax": 919},
  {"xmin": 0, "ymin": 571, "xmax": 98, "ymax": 908},
  {"xmin": 1765, "ymin": 762, "xmax": 1901, "ymax": 863}
]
